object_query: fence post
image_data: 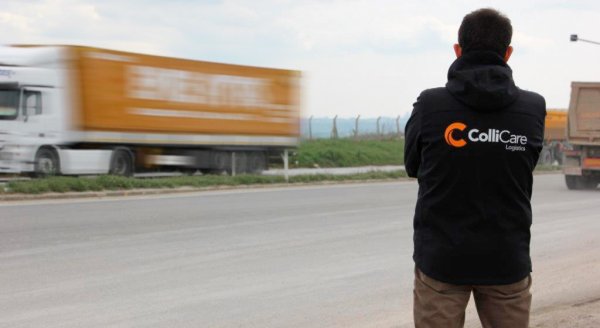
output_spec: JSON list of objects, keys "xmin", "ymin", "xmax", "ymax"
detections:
[
  {"xmin": 376, "ymin": 116, "xmax": 382, "ymax": 137},
  {"xmin": 331, "ymin": 115, "xmax": 338, "ymax": 139},
  {"xmin": 396, "ymin": 115, "xmax": 401, "ymax": 139},
  {"xmin": 353, "ymin": 115, "xmax": 360, "ymax": 139},
  {"xmin": 308, "ymin": 115, "xmax": 313, "ymax": 140},
  {"xmin": 231, "ymin": 152, "xmax": 236, "ymax": 176},
  {"xmin": 283, "ymin": 149, "xmax": 289, "ymax": 182}
]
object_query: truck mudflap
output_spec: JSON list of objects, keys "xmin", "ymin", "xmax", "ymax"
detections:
[{"xmin": 564, "ymin": 166, "xmax": 583, "ymax": 176}]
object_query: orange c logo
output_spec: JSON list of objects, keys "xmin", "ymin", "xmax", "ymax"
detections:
[{"xmin": 444, "ymin": 122, "xmax": 467, "ymax": 148}]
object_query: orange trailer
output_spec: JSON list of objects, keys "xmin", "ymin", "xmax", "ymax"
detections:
[
  {"xmin": 537, "ymin": 110, "xmax": 567, "ymax": 165},
  {"xmin": 70, "ymin": 46, "xmax": 300, "ymax": 139},
  {"xmin": 544, "ymin": 110, "xmax": 567, "ymax": 141}
]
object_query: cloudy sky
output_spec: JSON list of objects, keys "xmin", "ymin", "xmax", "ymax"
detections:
[{"xmin": 1, "ymin": 0, "xmax": 599, "ymax": 118}]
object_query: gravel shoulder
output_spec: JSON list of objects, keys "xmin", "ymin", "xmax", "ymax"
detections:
[{"xmin": 530, "ymin": 298, "xmax": 600, "ymax": 328}]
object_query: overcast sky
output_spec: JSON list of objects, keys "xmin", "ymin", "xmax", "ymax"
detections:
[{"xmin": 1, "ymin": 0, "xmax": 599, "ymax": 118}]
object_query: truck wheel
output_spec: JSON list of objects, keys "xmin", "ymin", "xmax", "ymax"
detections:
[
  {"xmin": 585, "ymin": 178, "xmax": 600, "ymax": 189},
  {"xmin": 565, "ymin": 175, "xmax": 599, "ymax": 190},
  {"xmin": 209, "ymin": 152, "xmax": 230, "ymax": 175},
  {"xmin": 110, "ymin": 149, "xmax": 134, "ymax": 176},
  {"xmin": 247, "ymin": 152, "xmax": 266, "ymax": 174},
  {"xmin": 565, "ymin": 175, "xmax": 580, "ymax": 190},
  {"xmin": 35, "ymin": 148, "xmax": 60, "ymax": 177}
]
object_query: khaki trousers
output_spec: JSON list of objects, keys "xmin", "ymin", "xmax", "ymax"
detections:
[{"xmin": 413, "ymin": 268, "xmax": 532, "ymax": 328}]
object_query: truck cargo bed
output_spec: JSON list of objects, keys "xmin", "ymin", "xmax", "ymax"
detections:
[{"xmin": 567, "ymin": 82, "xmax": 600, "ymax": 145}]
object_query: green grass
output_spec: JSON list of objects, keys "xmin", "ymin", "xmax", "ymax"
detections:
[
  {"xmin": 292, "ymin": 138, "xmax": 404, "ymax": 168},
  {"xmin": 534, "ymin": 164, "xmax": 562, "ymax": 171},
  {"xmin": 3, "ymin": 171, "xmax": 408, "ymax": 194}
]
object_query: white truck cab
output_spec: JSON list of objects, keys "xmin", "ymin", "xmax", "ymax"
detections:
[{"xmin": 0, "ymin": 47, "xmax": 111, "ymax": 175}]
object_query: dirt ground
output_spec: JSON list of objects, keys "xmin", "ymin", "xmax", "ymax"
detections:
[{"xmin": 530, "ymin": 298, "xmax": 600, "ymax": 328}]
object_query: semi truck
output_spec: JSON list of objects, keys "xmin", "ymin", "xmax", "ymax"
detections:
[
  {"xmin": 0, "ymin": 45, "xmax": 301, "ymax": 176},
  {"xmin": 563, "ymin": 82, "xmax": 600, "ymax": 189}
]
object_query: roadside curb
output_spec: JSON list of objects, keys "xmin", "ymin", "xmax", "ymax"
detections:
[{"xmin": 0, "ymin": 178, "xmax": 413, "ymax": 202}]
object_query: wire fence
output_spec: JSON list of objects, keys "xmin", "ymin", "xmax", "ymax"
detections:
[{"xmin": 300, "ymin": 115, "xmax": 408, "ymax": 140}]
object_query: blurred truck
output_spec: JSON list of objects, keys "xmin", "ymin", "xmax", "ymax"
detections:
[
  {"xmin": 563, "ymin": 82, "xmax": 600, "ymax": 189},
  {"xmin": 539, "ymin": 109, "xmax": 567, "ymax": 165},
  {"xmin": 0, "ymin": 45, "xmax": 300, "ymax": 176}
]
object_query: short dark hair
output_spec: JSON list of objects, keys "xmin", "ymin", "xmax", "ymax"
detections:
[{"xmin": 458, "ymin": 8, "xmax": 512, "ymax": 57}]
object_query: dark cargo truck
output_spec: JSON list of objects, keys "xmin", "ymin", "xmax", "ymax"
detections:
[{"xmin": 563, "ymin": 82, "xmax": 600, "ymax": 189}]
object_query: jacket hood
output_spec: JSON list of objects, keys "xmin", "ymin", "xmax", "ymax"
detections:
[{"xmin": 446, "ymin": 50, "xmax": 519, "ymax": 112}]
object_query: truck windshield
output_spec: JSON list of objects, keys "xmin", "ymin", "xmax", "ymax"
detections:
[{"xmin": 0, "ymin": 89, "xmax": 19, "ymax": 120}]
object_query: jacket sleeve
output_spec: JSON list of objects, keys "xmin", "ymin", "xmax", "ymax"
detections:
[
  {"xmin": 404, "ymin": 96, "xmax": 423, "ymax": 178},
  {"xmin": 531, "ymin": 96, "xmax": 547, "ymax": 165},
  {"xmin": 537, "ymin": 97, "xmax": 547, "ymax": 156}
]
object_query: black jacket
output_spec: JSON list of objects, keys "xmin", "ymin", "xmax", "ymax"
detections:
[{"xmin": 404, "ymin": 50, "xmax": 546, "ymax": 285}]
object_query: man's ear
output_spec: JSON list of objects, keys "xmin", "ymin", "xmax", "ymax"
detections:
[
  {"xmin": 504, "ymin": 46, "xmax": 513, "ymax": 62},
  {"xmin": 453, "ymin": 44, "xmax": 462, "ymax": 58}
]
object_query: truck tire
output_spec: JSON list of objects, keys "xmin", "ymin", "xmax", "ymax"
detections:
[
  {"xmin": 565, "ymin": 175, "xmax": 599, "ymax": 190},
  {"xmin": 34, "ymin": 148, "xmax": 60, "ymax": 177},
  {"xmin": 247, "ymin": 152, "xmax": 266, "ymax": 174},
  {"xmin": 208, "ymin": 152, "xmax": 231, "ymax": 175},
  {"xmin": 110, "ymin": 149, "xmax": 134, "ymax": 176},
  {"xmin": 586, "ymin": 178, "xmax": 600, "ymax": 189},
  {"xmin": 565, "ymin": 175, "xmax": 580, "ymax": 190}
]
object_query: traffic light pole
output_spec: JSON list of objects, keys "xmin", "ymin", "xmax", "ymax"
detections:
[{"xmin": 570, "ymin": 34, "xmax": 600, "ymax": 46}]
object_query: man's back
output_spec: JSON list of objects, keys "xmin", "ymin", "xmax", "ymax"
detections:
[
  {"xmin": 406, "ymin": 9, "xmax": 545, "ymax": 327},
  {"xmin": 404, "ymin": 50, "xmax": 546, "ymax": 285}
]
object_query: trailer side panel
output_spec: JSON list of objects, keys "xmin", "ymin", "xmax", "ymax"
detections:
[{"xmin": 73, "ymin": 47, "xmax": 300, "ymax": 143}]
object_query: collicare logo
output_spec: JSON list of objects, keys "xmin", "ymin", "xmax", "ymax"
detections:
[
  {"xmin": 444, "ymin": 122, "xmax": 528, "ymax": 152},
  {"xmin": 444, "ymin": 122, "xmax": 467, "ymax": 148}
]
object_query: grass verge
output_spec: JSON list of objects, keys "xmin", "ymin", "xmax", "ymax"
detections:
[
  {"xmin": 291, "ymin": 138, "xmax": 404, "ymax": 168},
  {"xmin": 3, "ymin": 171, "xmax": 408, "ymax": 194},
  {"xmin": 534, "ymin": 165, "xmax": 562, "ymax": 172}
]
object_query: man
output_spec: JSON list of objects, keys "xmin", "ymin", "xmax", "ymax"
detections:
[{"xmin": 404, "ymin": 8, "xmax": 546, "ymax": 328}]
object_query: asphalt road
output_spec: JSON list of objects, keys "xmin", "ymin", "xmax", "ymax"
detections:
[{"xmin": 0, "ymin": 174, "xmax": 598, "ymax": 327}]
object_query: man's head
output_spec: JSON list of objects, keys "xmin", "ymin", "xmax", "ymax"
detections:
[{"xmin": 454, "ymin": 8, "xmax": 513, "ymax": 62}]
